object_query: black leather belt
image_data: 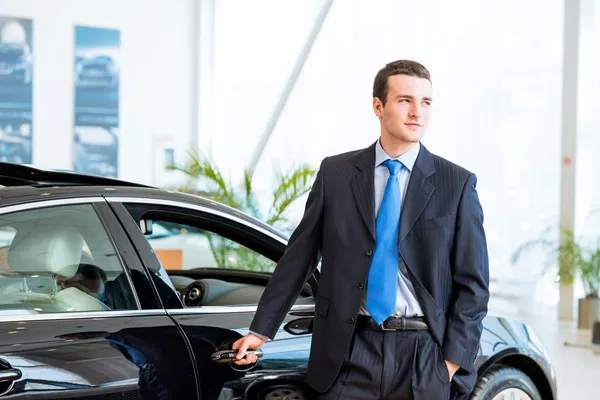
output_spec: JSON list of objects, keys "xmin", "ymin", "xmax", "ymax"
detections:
[{"xmin": 357, "ymin": 315, "xmax": 429, "ymax": 331}]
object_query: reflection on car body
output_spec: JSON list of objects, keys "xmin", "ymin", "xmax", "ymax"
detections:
[{"xmin": 0, "ymin": 163, "xmax": 557, "ymax": 400}]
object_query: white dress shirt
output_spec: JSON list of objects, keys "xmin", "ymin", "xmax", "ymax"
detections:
[{"xmin": 358, "ymin": 140, "xmax": 424, "ymax": 318}]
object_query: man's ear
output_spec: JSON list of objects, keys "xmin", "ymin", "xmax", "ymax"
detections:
[{"xmin": 373, "ymin": 97, "xmax": 384, "ymax": 119}]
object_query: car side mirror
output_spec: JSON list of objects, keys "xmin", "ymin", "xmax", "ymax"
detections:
[
  {"xmin": 283, "ymin": 317, "xmax": 313, "ymax": 335},
  {"xmin": 140, "ymin": 219, "xmax": 153, "ymax": 235}
]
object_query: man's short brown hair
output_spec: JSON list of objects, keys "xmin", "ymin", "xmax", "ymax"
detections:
[{"xmin": 372, "ymin": 60, "xmax": 431, "ymax": 106}]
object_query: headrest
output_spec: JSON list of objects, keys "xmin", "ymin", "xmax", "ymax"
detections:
[{"xmin": 7, "ymin": 224, "xmax": 84, "ymax": 279}]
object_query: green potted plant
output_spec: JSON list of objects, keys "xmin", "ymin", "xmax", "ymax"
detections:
[
  {"xmin": 512, "ymin": 227, "xmax": 600, "ymax": 329},
  {"xmin": 167, "ymin": 149, "xmax": 316, "ymax": 270}
]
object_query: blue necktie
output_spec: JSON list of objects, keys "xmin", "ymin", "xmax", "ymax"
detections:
[{"xmin": 365, "ymin": 159, "xmax": 403, "ymax": 324}]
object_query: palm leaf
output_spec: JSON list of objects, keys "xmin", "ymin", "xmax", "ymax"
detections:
[
  {"xmin": 243, "ymin": 169, "xmax": 253, "ymax": 199},
  {"xmin": 168, "ymin": 150, "xmax": 239, "ymax": 208},
  {"xmin": 167, "ymin": 151, "xmax": 318, "ymax": 268},
  {"xmin": 587, "ymin": 248, "xmax": 600, "ymax": 297},
  {"xmin": 512, "ymin": 224, "xmax": 600, "ymax": 295},
  {"xmin": 267, "ymin": 164, "xmax": 316, "ymax": 226},
  {"xmin": 242, "ymin": 169, "xmax": 262, "ymax": 219},
  {"xmin": 510, "ymin": 238, "xmax": 556, "ymax": 265}
]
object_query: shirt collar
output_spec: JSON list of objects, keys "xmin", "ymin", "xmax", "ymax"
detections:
[{"xmin": 375, "ymin": 140, "xmax": 420, "ymax": 172}]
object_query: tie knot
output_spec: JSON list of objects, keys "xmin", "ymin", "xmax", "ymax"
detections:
[{"xmin": 383, "ymin": 159, "xmax": 403, "ymax": 176}]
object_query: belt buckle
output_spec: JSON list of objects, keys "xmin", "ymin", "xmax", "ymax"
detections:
[{"xmin": 380, "ymin": 321, "xmax": 396, "ymax": 331}]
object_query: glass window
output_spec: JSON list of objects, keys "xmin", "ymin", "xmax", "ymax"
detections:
[
  {"xmin": 145, "ymin": 220, "xmax": 277, "ymax": 273},
  {"xmin": 0, "ymin": 204, "xmax": 137, "ymax": 314},
  {"xmin": 125, "ymin": 206, "xmax": 314, "ymax": 308},
  {"xmin": 574, "ymin": 1, "xmax": 600, "ymax": 299},
  {"xmin": 212, "ymin": 1, "xmax": 565, "ymax": 315}
]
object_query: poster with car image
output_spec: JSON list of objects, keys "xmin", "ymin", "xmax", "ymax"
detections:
[
  {"xmin": 0, "ymin": 17, "xmax": 33, "ymax": 164},
  {"xmin": 73, "ymin": 26, "xmax": 119, "ymax": 178}
]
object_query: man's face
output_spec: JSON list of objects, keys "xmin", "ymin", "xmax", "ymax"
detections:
[{"xmin": 373, "ymin": 74, "xmax": 432, "ymax": 144}]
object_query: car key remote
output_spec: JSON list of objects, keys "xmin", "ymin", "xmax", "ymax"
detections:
[{"xmin": 211, "ymin": 348, "xmax": 264, "ymax": 363}]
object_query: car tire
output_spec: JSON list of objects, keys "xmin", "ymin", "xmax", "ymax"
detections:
[
  {"xmin": 470, "ymin": 365, "xmax": 541, "ymax": 400},
  {"xmin": 256, "ymin": 383, "xmax": 309, "ymax": 400}
]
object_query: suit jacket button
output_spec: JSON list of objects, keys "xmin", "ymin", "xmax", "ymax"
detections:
[
  {"xmin": 348, "ymin": 317, "xmax": 355, "ymax": 324},
  {"xmin": 357, "ymin": 282, "xmax": 364, "ymax": 290},
  {"xmin": 366, "ymin": 249, "xmax": 373, "ymax": 256}
]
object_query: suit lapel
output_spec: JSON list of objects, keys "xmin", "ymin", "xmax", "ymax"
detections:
[
  {"xmin": 398, "ymin": 145, "xmax": 436, "ymax": 243},
  {"xmin": 351, "ymin": 142, "xmax": 376, "ymax": 240}
]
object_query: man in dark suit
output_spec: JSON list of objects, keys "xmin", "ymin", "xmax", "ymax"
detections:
[{"xmin": 233, "ymin": 60, "xmax": 490, "ymax": 400}]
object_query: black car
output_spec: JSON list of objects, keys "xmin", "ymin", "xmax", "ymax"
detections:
[{"xmin": 0, "ymin": 164, "xmax": 556, "ymax": 400}]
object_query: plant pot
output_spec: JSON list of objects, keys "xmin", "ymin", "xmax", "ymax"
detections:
[
  {"xmin": 593, "ymin": 321, "xmax": 600, "ymax": 345},
  {"xmin": 577, "ymin": 297, "xmax": 600, "ymax": 330}
]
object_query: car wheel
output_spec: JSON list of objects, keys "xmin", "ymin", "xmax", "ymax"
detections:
[
  {"xmin": 470, "ymin": 365, "xmax": 541, "ymax": 400},
  {"xmin": 256, "ymin": 384, "xmax": 308, "ymax": 400}
]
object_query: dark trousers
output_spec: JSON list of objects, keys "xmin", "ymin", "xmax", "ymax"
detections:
[{"xmin": 319, "ymin": 327, "xmax": 451, "ymax": 400}]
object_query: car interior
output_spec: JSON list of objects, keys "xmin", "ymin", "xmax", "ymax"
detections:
[
  {"xmin": 137, "ymin": 215, "xmax": 316, "ymax": 308},
  {"xmin": 167, "ymin": 271, "xmax": 315, "ymax": 308},
  {"xmin": 0, "ymin": 204, "xmax": 136, "ymax": 314}
]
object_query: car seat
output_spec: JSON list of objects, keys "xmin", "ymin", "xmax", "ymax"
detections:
[{"xmin": 3, "ymin": 223, "xmax": 107, "ymax": 312}]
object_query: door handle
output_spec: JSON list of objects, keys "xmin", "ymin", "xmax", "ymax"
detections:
[{"xmin": 0, "ymin": 368, "xmax": 21, "ymax": 383}]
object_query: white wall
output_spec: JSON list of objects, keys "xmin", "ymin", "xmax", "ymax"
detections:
[
  {"xmin": 210, "ymin": 0, "xmax": 565, "ymax": 313},
  {"xmin": 0, "ymin": 0, "xmax": 196, "ymax": 186}
]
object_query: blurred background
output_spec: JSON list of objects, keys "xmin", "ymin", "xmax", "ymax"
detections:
[{"xmin": 0, "ymin": 0, "xmax": 599, "ymax": 397}]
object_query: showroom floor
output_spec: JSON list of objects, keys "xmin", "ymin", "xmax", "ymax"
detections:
[{"xmin": 489, "ymin": 285, "xmax": 600, "ymax": 399}]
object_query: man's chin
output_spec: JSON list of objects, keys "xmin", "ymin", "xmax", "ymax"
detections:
[{"xmin": 392, "ymin": 132, "xmax": 423, "ymax": 144}]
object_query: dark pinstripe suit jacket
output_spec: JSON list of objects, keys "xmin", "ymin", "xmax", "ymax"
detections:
[{"xmin": 250, "ymin": 141, "xmax": 490, "ymax": 395}]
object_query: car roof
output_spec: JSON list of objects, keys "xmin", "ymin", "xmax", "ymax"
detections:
[{"xmin": 0, "ymin": 162, "xmax": 287, "ymax": 240}]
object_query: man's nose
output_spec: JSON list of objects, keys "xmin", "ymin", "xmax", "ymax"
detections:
[{"xmin": 409, "ymin": 105, "xmax": 422, "ymax": 118}]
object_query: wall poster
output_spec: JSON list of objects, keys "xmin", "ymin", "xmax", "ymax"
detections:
[
  {"xmin": 73, "ymin": 26, "xmax": 120, "ymax": 177},
  {"xmin": 0, "ymin": 17, "xmax": 33, "ymax": 164}
]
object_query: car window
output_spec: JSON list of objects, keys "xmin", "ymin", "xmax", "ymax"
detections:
[
  {"xmin": 146, "ymin": 220, "xmax": 277, "ymax": 273},
  {"xmin": 0, "ymin": 203, "xmax": 137, "ymax": 314},
  {"xmin": 121, "ymin": 203, "xmax": 315, "ymax": 309}
]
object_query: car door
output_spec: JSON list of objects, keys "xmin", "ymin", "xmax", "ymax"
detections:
[
  {"xmin": 107, "ymin": 197, "xmax": 317, "ymax": 400},
  {"xmin": 0, "ymin": 197, "xmax": 199, "ymax": 399}
]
